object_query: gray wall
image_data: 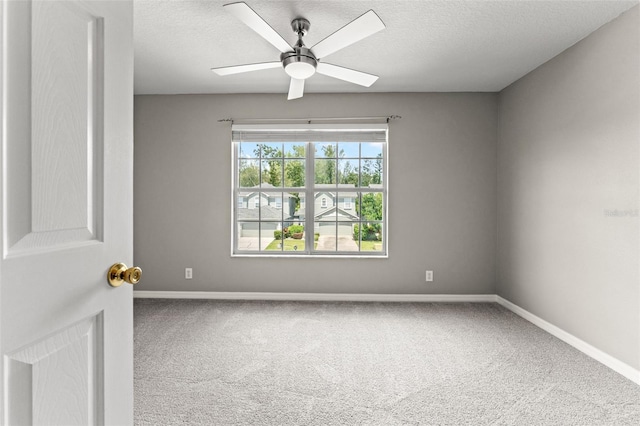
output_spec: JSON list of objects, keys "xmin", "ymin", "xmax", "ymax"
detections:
[
  {"xmin": 134, "ymin": 93, "xmax": 498, "ymax": 294},
  {"xmin": 497, "ymin": 6, "xmax": 639, "ymax": 369}
]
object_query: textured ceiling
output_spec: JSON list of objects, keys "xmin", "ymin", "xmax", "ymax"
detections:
[{"xmin": 134, "ymin": 0, "xmax": 638, "ymax": 95}]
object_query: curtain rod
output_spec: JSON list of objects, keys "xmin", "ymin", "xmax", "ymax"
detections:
[{"xmin": 218, "ymin": 115, "xmax": 401, "ymax": 124}]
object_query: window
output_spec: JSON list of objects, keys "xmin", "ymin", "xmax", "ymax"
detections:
[{"xmin": 233, "ymin": 124, "xmax": 387, "ymax": 256}]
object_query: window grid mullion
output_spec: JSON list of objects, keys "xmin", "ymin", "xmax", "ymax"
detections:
[
  {"xmin": 306, "ymin": 141, "xmax": 314, "ymax": 254},
  {"xmin": 257, "ymin": 146, "xmax": 262, "ymax": 247}
]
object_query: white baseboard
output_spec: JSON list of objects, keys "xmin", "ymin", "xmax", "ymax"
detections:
[
  {"xmin": 496, "ymin": 296, "xmax": 640, "ymax": 386},
  {"xmin": 132, "ymin": 290, "xmax": 639, "ymax": 385},
  {"xmin": 133, "ymin": 290, "xmax": 496, "ymax": 303}
]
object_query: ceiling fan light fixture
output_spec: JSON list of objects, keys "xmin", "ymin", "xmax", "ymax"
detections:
[
  {"xmin": 281, "ymin": 46, "xmax": 317, "ymax": 80},
  {"xmin": 284, "ymin": 61, "xmax": 316, "ymax": 79}
]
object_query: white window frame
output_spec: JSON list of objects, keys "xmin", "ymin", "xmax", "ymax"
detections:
[{"xmin": 231, "ymin": 123, "xmax": 388, "ymax": 257}]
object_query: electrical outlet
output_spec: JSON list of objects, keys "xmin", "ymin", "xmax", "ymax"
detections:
[
  {"xmin": 185, "ymin": 268, "xmax": 193, "ymax": 279},
  {"xmin": 425, "ymin": 270, "xmax": 433, "ymax": 282}
]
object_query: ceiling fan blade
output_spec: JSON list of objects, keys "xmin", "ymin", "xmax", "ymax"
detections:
[
  {"xmin": 211, "ymin": 61, "xmax": 282, "ymax": 76},
  {"xmin": 316, "ymin": 63, "xmax": 378, "ymax": 87},
  {"xmin": 224, "ymin": 2, "xmax": 292, "ymax": 53},
  {"xmin": 310, "ymin": 10, "xmax": 385, "ymax": 59},
  {"xmin": 288, "ymin": 78, "xmax": 305, "ymax": 100}
]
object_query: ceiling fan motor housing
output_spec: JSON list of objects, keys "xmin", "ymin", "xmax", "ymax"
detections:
[{"xmin": 281, "ymin": 46, "xmax": 317, "ymax": 79}]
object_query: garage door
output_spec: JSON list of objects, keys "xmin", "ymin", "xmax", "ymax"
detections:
[
  {"xmin": 240, "ymin": 222, "xmax": 259, "ymax": 237},
  {"xmin": 317, "ymin": 222, "xmax": 353, "ymax": 236},
  {"xmin": 240, "ymin": 222, "xmax": 279, "ymax": 237},
  {"xmin": 338, "ymin": 223, "xmax": 353, "ymax": 235}
]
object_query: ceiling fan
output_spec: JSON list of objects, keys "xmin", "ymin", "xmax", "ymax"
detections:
[{"xmin": 211, "ymin": 2, "xmax": 386, "ymax": 100}]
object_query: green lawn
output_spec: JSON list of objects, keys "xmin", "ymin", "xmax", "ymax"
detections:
[
  {"xmin": 265, "ymin": 238, "xmax": 316, "ymax": 251},
  {"xmin": 265, "ymin": 238, "xmax": 381, "ymax": 252},
  {"xmin": 357, "ymin": 240, "xmax": 383, "ymax": 251}
]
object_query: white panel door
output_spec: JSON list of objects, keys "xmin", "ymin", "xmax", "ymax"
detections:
[{"xmin": 0, "ymin": 0, "xmax": 133, "ymax": 424}]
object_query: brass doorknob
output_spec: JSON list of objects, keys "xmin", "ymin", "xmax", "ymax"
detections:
[{"xmin": 108, "ymin": 263, "xmax": 142, "ymax": 287}]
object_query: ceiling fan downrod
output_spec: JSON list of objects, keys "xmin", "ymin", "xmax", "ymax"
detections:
[
  {"xmin": 292, "ymin": 17, "xmax": 310, "ymax": 40},
  {"xmin": 281, "ymin": 18, "xmax": 317, "ymax": 79}
]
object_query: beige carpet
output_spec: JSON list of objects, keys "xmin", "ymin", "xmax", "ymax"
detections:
[{"xmin": 134, "ymin": 300, "xmax": 640, "ymax": 425}]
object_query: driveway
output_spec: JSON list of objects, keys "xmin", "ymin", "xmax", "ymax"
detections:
[
  {"xmin": 237, "ymin": 237, "xmax": 274, "ymax": 251},
  {"xmin": 316, "ymin": 235, "xmax": 359, "ymax": 251}
]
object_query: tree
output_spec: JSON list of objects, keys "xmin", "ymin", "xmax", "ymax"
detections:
[
  {"xmin": 339, "ymin": 160, "xmax": 359, "ymax": 185},
  {"xmin": 372, "ymin": 153, "xmax": 382, "ymax": 185},
  {"xmin": 315, "ymin": 144, "xmax": 337, "ymax": 184},
  {"xmin": 357, "ymin": 193, "xmax": 383, "ymax": 221},
  {"xmin": 255, "ymin": 144, "xmax": 283, "ymax": 187},
  {"xmin": 360, "ymin": 159, "xmax": 373, "ymax": 187},
  {"xmin": 353, "ymin": 222, "xmax": 382, "ymax": 241},
  {"xmin": 284, "ymin": 145, "xmax": 305, "ymax": 188},
  {"xmin": 354, "ymin": 193, "xmax": 383, "ymax": 242},
  {"xmin": 283, "ymin": 145, "xmax": 305, "ymax": 211},
  {"xmin": 239, "ymin": 161, "xmax": 259, "ymax": 187}
]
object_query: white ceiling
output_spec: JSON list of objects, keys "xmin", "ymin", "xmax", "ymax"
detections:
[{"xmin": 134, "ymin": 0, "xmax": 638, "ymax": 95}]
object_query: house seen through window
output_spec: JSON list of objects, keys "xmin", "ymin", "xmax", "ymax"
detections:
[{"xmin": 232, "ymin": 124, "xmax": 387, "ymax": 256}]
